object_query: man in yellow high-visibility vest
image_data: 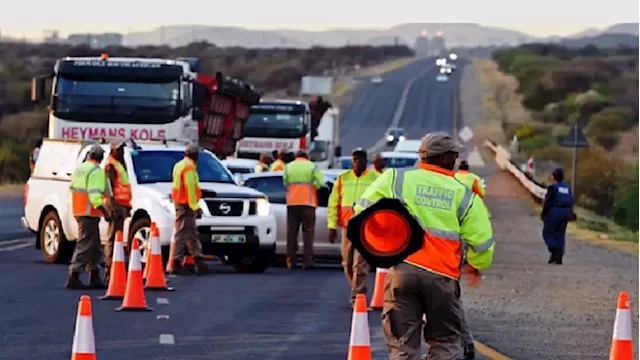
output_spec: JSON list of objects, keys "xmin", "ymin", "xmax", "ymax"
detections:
[
  {"xmin": 371, "ymin": 152, "xmax": 386, "ymax": 175},
  {"xmin": 328, "ymin": 147, "xmax": 379, "ymax": 306},
  {"xmin": 170, "ymin": 142, "xmax": 210, "ymax": 276},
  {"xmin": 67, "ymin": 144, "xmax": 112, "ymax": 290}
]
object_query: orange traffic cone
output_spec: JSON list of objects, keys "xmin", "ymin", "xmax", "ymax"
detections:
[
  {"xmin": 369, "ymin": 268, "xmax": 388, "ymax": 309},
  {"xmin": 145, "ymin": 224, "xmax": 174, "ymax": 291},
  {"xmin": 116, "ymin": 238, "xmax": 152, "ymax": 312},
  {"xmin": 183, "ymin": 255, "xmax": 195, "ymax": 268},
  {"xmin": 143, "ymin": 223, "xmax": 156, "ymax": 280},
  {"xmin": 348, "ymin": 293, "xmax": 372, "ymax": 360},
  {"xmin": 71, "ymin": 295, "xmax": 96, "ymax": 360},
  {"xmin": 100, "ymin": 230, "xmax": 127, "ymax": 300},
  {"xmin": 609, "ymin": 291, "xmax": 633, "ymax": 360}
]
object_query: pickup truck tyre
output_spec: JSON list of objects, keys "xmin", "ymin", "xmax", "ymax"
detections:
[
  {"xmin": 40, "ymin": 210, "xmax": 74, "ymax": 264},
  {"xmin": 127, "ymin": 217, "xmax": 169, "ymax": 267},
  {"xmin": 232, "ymin": 246, "xmax": 275, "ymax": 274}
]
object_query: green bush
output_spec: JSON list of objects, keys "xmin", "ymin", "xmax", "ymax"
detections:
[
  {"xmin": 613, "ymin": 165, "xmax": 639, "ymax": 230},
  {"xmin": 592, "ymin": 133, "xmax": 621, "ymax": 150},
  {"xmin": 587, "ymin": 109, "xmax": 628, "ymax": 134}
]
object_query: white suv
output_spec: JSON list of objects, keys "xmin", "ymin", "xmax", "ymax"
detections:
[{"xmin": 22, "ymin": 139, "xmax": 277, "ymax": 273}]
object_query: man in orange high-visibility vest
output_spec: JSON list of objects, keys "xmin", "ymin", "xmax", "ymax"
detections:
[
  {"xmin": 103, "ymin": 141, "xmax": 132, "ymax": 284},
  {"xmin": 170, "ymin": 142, "xmax": 210, "ymax": 276},
  {"xmin": 67, "ymin": 144, "xmax": 112, "ymax": 290},
  {"xmin": 283, "ymin": 150, "xmax": 325, "ymax": 270}
]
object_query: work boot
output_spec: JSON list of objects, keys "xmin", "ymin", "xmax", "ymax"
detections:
[
  {"xmin": 65, "ymin": 271, "xmax": 88, "ymax": 290},
  {"xmin": 548, "ymin": 252, "xmax": 556, "ymax": 264},
  {"xmin": 555, "ymin": 252, "xmax": 563, "ymax": 265},
  {"xmin": 462, "ymin": 343, "xmax": 475, "ymax": 359},
  {"xmin": 89, "ymin": 270, "xmax": 108, "ymax": 289},
  {"xmin": 285, "ymin": 258, "xmax": 295, "ymax": 271},
  {"xmin": 169, "ymin": 260, "xmax": 192, "ymax": 276},
  {"xmin": 194, "ymin": 257, "xmax": 212, "ymax": 275}
]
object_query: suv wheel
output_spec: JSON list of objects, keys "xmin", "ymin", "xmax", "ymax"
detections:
[
  {"xmin": 40, "ymin": 210, "xmax": 74, "ymax": 263},
  {"xmin": 128, "ymin": 217, "xmax": 169, "ymax": 267}
]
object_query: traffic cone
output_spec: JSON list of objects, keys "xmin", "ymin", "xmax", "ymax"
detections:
[
  {"xmin": 116, "ymin": 237, "xmax": 152, "ymax": 312},
  {"xmin": 609, "ymin": 291, "xmax": 633, "ymax": 360},
  {"xmin": 143, "ymin": 223, "xmax": 156, "ymax": 280},
  {"xmin": 369, "ymin": 268, "xmax": 389, "ymax": 309},
  {"xmin": 145, "ymin": 223, "xmax": 174, "ymax": 291},
  {"xmin": 348, "ymin": 293, "xmax": 372, "ymax": 360},
  {"xmin": 71, "ymin": 295, "xmax": 96, "ymax": 360},
  {"xmin": 183, "ymin": 255, "xmax": 195, "ymax": 268},
  {"xmin": 99, "ymin": 230, "xmax": 127, "ymax": 300}
]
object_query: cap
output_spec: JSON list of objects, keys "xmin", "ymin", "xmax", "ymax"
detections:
[
  {"xmin": 185, "ymin": 142, "xmax": 199, "ymax": 155},
  {"xmin": 419, "ymin": 132, "xmax": 463, "ymax": 157},
  {"xmin": 110, "ymin": 140, "xmax": 126, "ymax": 150},
  {"xmin": 88, "ymin": 144, "xmax": 105, "ymax": 156},
  {"xmin": 351, "ymin": 147, "xmax": 367, "ymax": 157}
]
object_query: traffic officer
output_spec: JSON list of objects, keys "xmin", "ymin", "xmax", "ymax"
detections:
[
  {"xmin": 541, "ymin": 168, "xmax": 574, "ymax": 265},
  {"xmin": 371, "ymin": 152, "xmax": 386, "ymax": 174},
  {"xmin": 103, "ymin": 141, "xmax": 132, "ymax": 284},
  {"xmin": 354, "ymin": 132, "xmax": 494, "ymax": 360},
  {"xmin": 170, "ymin": 142, "xmax": 210, "ymax": 275},
  {"xmin": 270, "ymin": 149, "xmax": 289, "ymax": 171},
  {"xmin": 283, "ymin": 150, "xmax": 325, "ymax": 270},
  {"xmin": 66, "ymin": 144, "xmax": 112, "ymax": 290},
  {"xmin": 255, "ymin": 152, "xmax": 274, "ymax": 173},
  {"xmin": 328, "ymin": 147, "xmax": 379, "ymax": 306},
  {"xmin": 455, "ymin": 160, "xmax": 485, "ymax": 198},
  {"xmin": 29, "ymin": 138, "xmax": 43, "ymax": 172}
]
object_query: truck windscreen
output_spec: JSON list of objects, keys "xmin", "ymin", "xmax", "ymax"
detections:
[
  {"xmin": 243, "ymin": 103, "xmax": 307, "ymax": 138},
  {"xmin": 53, "ymin": 75, "xmax": 183, "ymax": 124}
]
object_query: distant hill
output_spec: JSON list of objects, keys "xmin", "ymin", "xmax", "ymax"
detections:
[
  {"xmin": 567, "ymin": 23, "xmax": 639, "ymax": 38},
  {"xmin": 560, "ymin": 33, "xmax": 639, "ymax": 48},
  {"xmin": 124, "ymin": 23, "xmax": 536, "ymax": 48}
]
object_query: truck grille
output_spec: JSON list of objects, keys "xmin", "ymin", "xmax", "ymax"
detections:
[{"xmin": 206, "ymin": 200, "xmax": 244, "ymax": 216}]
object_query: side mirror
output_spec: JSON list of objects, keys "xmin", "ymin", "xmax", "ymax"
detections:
[
  {"xmin": 334, "ymin": 146, "xmax": 342, "ymax": 158},
  {"xmin": 192, "ymin": 82, "xmax": 207, "ymax": 109},
  {"xmin": 31, "ymin": 76, "xmax": 47, "ymax": 103}
]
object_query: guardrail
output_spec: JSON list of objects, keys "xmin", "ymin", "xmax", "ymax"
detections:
[{"xmin": 483, "ymin": 140, "xmax": 548, "ymax": 202}]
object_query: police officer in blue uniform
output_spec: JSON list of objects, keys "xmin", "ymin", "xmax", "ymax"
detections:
[{"xmin": 541, "ymin": 168, "xmax": 574, "ymax": 265}]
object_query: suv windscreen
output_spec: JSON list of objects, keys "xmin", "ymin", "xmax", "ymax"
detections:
[
  {"xmin": 131, "ymin": 150, "xmax": 235, "ymax": 184},
  {"xmin": 243, "ymin": 175, "xmax": 333, "ymax": 207}
]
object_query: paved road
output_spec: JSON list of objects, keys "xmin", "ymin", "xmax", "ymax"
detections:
[{"xmin": 0, "ymin": 196, "xmax": 30, "ymax": 242}]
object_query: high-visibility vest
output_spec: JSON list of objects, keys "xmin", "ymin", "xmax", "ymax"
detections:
[
  {"xmin": 70, "ymin": 160, "xmax": 106, "ymax": 217},
  {"xmin": 254, "ymin": 162, "xmax": 269, "ymax": 173},
  {"xmin": 371, "ymin": 167, "xmax": 384, "ymax": 175},
  {"xmin": 355, "ymin": 163, "xmax": 494, "ymax": 280},
  {"xmin": 328, "ymin": 169, "xmax": 379, "ymax": 229},
  {"xmin": 455, "ymin": 170, "xmax": 486, "ymax": 198},
  {"xmin": 105, "ymin": 156, "xmax": 132, "ymax": 207},
  {"xmin": 283, "ymin": 157, "xmax": 325, "ymax": 207},
  {"xmin": 270, "ymin": 159, "xmax": 285, "ymax": 172},
  {"xmin": 29, "ymin": 147, "xmax": 39, "ymax": 171},
  {"xmin": 171, "ymin": 157, "xmax": 202, "ymax": 211}
]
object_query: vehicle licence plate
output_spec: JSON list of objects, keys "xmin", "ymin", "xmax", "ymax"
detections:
[{"xmin": 211, "ymin": 234, "xmax": 246, "ymax": 244}]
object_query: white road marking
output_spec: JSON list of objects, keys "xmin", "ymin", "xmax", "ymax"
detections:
[
  {"xmin": 0, "ymin": 238, "xmax": 32, "ymax": 246},
  {"xmin": 0, "ymin": 243, "xmax": 31, "ymax": 252},
  {"xmin": 156, "ymin": 297, "xmax": 170, "ymax": 304},
  {"xmin": 159, "ymin": 334, "xmax": 175, "ymax": 345}
]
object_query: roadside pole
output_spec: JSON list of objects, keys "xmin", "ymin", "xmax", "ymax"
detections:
[{"xmin": 560, "ymin": 121, "xmax": 589, "ymax": 198}]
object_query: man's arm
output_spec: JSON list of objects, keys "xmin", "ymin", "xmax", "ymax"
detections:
[
  {"xmin": 87, "ymin": 168, "xmax": 106, "ymax": 210},
  {"xmin": 540, "ymin": 185, "xmax": 556, "ymax": 218},
  {"xmin": 472, "ymin": 177, "xmax": 486, "ymax": 198},
  {"xmin": 106, "ymin": 164, "xmax": 118, "ymax": 204},
  {"xmin": 312, "ymin": 166, "xmax": 325, "ymax": 189},
  {"xmin": 353, "ymin": 169, "xmax": 395, "ymax": 216},
  {"xmin": 460, "ymin": 194, "xmax": 494, "ymax": 270},
  {"xmin": 327, "ymin": 176, "xmax": 341, "ymax": 230},
  {"xmin": 183, "ymin": 169, "xmax": 200, "ymax": 211}
]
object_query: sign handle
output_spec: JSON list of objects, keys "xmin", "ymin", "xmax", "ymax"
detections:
[{"xmin": 570, "ymin": 123, "xmax": 578, "ymax": 197}]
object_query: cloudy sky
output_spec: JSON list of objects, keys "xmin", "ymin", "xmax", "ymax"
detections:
[{"xmin": 0, "ymin": 0, "xmax": 637, "ymax": 39}]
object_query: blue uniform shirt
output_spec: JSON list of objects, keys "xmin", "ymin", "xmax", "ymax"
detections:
[{"xmin": 541, "ymin": 181, "xmax": 574, "ymax": 219}]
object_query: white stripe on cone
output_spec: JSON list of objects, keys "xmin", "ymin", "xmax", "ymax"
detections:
[
  {"xmin": 113, "ymin": 237, "xmax": 126, "ymax": 262},
  {"xmin": 376, "ymin": 268, "xmax": 389, "ymax": 275},
  {"xmin": 613, "ymin": 308, "xmax": 633, "ymax": 340},
  {"xmin": 151, "ymin": 233, "xmax": 162, "ymax": 255},
  {"xmin": 129, "ymin": 242, "xmax": 142, "ymax": 271},
  {"xmin": 72, "ymin": 316, "xmax": 96, "ymax": 353},
  {"xmin": 349, "ymin": 312, "xmax": 371, "ymax": 346}
]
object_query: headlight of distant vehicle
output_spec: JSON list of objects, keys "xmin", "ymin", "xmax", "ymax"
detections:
[
  {"xmin": 399, "ymin": 135, "xmax": 406, "ymax": 141},
  {"xmin": 387, "ymin": 135, "xmax": 395, "ymax": 142},
  {"xmin": 160, "ymin": 197, "xmax": 173, "ymax": 213},
  {"xmin": 256, "ymin": 198, "xmax": 271, "ymax": 216},
  {"xmin": 449, "ymin": 53, "xmax": 458, "ymax": 60}
]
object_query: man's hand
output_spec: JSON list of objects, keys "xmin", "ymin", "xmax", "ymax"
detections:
[
  {"xmin": 98, "ymin": 206, "xmax": 112, "ymax": 222},
  {"xmin": 196, "ymin": 208, "xmax": 203, "ymax": 219},
  {"xmin": 328, "ymin": 229, "xmax": 338, "ymax": 244},
  {"xmin": 462, "ymin": 263, "xmax": 482, "ymax": 287}
]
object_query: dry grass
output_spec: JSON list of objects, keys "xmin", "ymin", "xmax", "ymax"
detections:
[
  {"xmin": 615, "ymin": 125, "xmax": 639, "ymax": 163},
  {"xmin": 0, "ymin": 183, "xmax": 24, "ymax": 198},
  {"xmin": 357, "ymin": 57, "xmax": 417, "ymax": 76}
]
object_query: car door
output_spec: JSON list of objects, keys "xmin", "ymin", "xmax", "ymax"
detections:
[{"xmin": 242, "ymin": 175, "xmax": 288, "ymax": 255}]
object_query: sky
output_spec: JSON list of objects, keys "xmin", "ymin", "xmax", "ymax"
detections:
[{"xmin": 0, "ymin": 0, "xmax": 637, "ymax": 40}]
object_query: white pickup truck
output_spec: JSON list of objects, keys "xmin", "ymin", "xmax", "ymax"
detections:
[{"xmin": 22, "ymin": 139, "xmax": 277, "ymax": 273}]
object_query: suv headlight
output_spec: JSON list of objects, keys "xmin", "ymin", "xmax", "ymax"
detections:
[
  {"xmin": 399, "ymin": 135, "xmax": 406, "ymax": 141},
  {"xmin": 387, "ymin": 135, "xmax": 394, "ymax": 142},
  {"xmin": 256, "ymin": 198, "xmax": 271, "ymax": 216}
]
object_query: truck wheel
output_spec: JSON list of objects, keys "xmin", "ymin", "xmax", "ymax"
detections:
[
  {"xmin": 128, "ymin": 217, "xmax": 169, "ymax": 267},
  {"xmin": 232, "ymin": 246, "xmax": 275, "ymax": 274},
  {"xmin": 40, "ymin": 210, "xmax": 74, "ymax": 264}
]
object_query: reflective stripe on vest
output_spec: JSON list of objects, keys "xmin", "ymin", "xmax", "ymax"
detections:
[
  {"xmin": 105, "ymin": 157, "xmax": 132, "ymax": 207},
  {"xmin": 335, "ymin": 170, "xmax": 378, "ymax": 227},
  {"xmin": 455, "ymin": 171, "xmax": 485, "ymax": 198},
  {"xmin": 284, "ymin": 160, "xmax": 319, "ymax": 207},
  {"xmin": 71, "ymin": 161, "xmax": 104, "ymax": 217},
  {"xmin": 171, "ymin": 158, "xmax": 202, "ymax": 207},
  {"xmin": 357, "ymin": 167, "xmax": 493, "ymax": 279}
]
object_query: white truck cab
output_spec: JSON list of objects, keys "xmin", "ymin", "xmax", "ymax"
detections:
[{"xmin": 22, "ymin": 138, "xmax": 277, "ymax": 273}]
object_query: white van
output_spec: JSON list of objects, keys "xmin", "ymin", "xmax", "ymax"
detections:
[{"xmin": 22, "ymin": 138, "xmax": 277, "ymax": 273}]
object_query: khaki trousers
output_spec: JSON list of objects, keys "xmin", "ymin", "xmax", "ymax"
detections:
[
  {"xmin": 340, "ymin": 227, "xmax": 370, "ymax": 303},
  {"xmin": 383, "ymin": 263, "xmax": 462, "ymax": 360},
  {"xmin": 103, "ymin": 205, "xmax": 127, "ymax": 278},
  {"xmin": 69, "ymin": 216, "xmax": 103, "ymax": 274},
  {"xmin": 286, "ymin": 205, "xmax": 316, "ymax": 267},
  {"xmin": 173, "ymin": 203, "xmax": 203, "ymax": 262}
]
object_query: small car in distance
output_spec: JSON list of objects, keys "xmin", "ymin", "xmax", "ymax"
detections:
[
  {"xmin": 393, "ymin": 139, "xmax": 422, "ymax": 153},
  {"xmin": 220, "ymin": 158, "xmax": 260, "ymax": 184},
  {"xmin": 371, "ymin": 76, "xmax": 383, "ymax": 84},
  {"xmin": 386, "ymin": 127, "xmax": 406, "ymax": 145},
  {"xmin": 436, "ymin": 74, "xmax": 449, "ymax": 82}
]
